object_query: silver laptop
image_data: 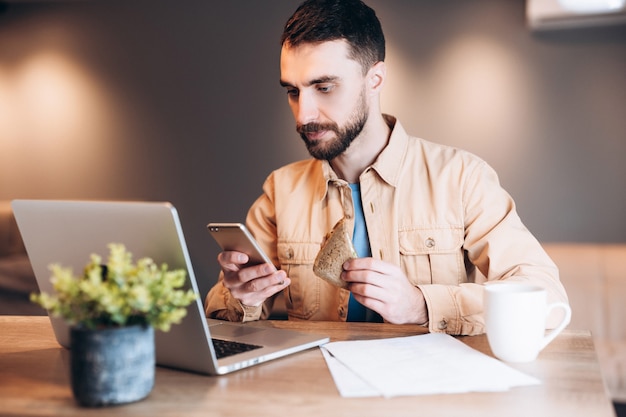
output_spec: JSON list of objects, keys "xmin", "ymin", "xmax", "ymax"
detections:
[{"xmin": 11, "ymin": 199, "xmax": 329, "ymax": 375}]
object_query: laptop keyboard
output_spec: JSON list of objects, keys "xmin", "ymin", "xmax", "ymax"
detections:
[{"xmin": 211, "ymin": 338, "xmax": 263, "ymax": 359}]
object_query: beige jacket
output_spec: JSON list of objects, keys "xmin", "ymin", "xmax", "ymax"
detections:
[{"xmin": 205, "ymin": 116, "xmax": 568, "ymax": 335}]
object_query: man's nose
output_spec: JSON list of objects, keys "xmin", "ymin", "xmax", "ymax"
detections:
[{"xmin": 294, "ymin": 92, "xmax": 319, "ymax": 125}]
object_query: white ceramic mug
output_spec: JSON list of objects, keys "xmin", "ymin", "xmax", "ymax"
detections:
[{"xmin": 483, "ymin": 282, "xmax": 571, "ymax": 363}]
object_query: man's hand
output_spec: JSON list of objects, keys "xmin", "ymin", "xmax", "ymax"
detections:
[
  {"xmin": 342, "ymin": 257, "xmax": 428, "ymax": 325},
  {"xmin": 217, "ymin": 251, "xmax": 290, "ymax": 307}
]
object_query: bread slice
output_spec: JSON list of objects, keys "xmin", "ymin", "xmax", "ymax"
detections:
[{"xmin": 313, "ymin": 218, "xmax": 357, "ymax": 289}]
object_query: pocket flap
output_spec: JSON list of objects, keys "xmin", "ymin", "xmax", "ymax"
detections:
[
  {"xmin": 399, "ymin": 227, "xmax": 463, "ymax": 255},
  {"xmin": 277, "ymin": 241, "xmax": 320, "ymax": 264}
]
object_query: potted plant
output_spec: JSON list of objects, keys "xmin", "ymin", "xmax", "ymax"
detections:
[{"xmin": 31, "ymin": 243, "xmax": 197, "ymax": 407}]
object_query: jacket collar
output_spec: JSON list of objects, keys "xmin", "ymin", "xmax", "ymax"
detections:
[{"xmin": 370, "ymin": 114, "xmax": 407, "ymax": 188}]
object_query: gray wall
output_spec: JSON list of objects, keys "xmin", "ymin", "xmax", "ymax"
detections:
[{"xmin": 1, "ymin": 0, "xmax": 625, "ymax": 297}]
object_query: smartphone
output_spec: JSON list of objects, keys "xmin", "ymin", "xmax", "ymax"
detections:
[{"xmin": 207, "ymin": 223, "xmax": 275, "ymax": 269}]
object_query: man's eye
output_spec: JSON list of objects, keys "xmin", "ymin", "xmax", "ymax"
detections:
[
  {"xmin": 286, "ymin": 89, "xmax": 299, "ymax": 97},
  {"xmin": 317, "ymin": 85, "xmax": 334, "ymax": 93}
]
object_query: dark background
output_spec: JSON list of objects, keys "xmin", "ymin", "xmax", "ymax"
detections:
[{"xmin": 1, "ymin": 0, "xmax": 625, "ymax": 298}]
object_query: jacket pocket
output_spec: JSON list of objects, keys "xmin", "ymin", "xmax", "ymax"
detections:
[
  {"xmin": 398, "ymin": 226, "xmax": 465, "ymax": 285},
  {"xmin": 277, "ymin": 241, "xmax": 321, "ymax": 319}
]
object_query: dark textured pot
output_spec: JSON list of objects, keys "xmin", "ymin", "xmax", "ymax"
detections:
[{"xmin": 70, "ymin": 324, "xmax": 155, "ymax": 407}]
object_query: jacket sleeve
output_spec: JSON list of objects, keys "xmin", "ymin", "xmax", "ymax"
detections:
[
  {"xmin": 418, "ymin": 160, "xmax": 569, "ymax": 336},
  {"xmin": 204, "ymin": 270, "xmax": 267, "ymax": 322}
]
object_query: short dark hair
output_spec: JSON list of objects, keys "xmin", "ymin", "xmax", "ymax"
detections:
[{"xmin": 281, "ymin": 0, "xmax": 385, "ymax": 74}]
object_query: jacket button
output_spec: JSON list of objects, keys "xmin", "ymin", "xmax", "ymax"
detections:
[
  {"xmin": 438, "ymin": 319, "xmax": 448, "ymax": 330},
  {"xmin": 425, "ymin": 237, "xmax": 436, "ymax": 248},
  {"xmin": 286, "ymin": 247, "xmax": 294, "ymax": 259}
]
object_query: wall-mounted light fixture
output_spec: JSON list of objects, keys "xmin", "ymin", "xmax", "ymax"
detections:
[
  {"xmin": 558, "ymin": 0, "xmax": 626, "ymax": 13},
  {"xmin": 527, "ymin": 0, "xmax": 626, "ymax": 30}
]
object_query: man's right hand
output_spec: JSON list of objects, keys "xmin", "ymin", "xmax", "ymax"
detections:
[{"xmin": 217, "ymin": 251, "xmax": 290, "ymax": 307}]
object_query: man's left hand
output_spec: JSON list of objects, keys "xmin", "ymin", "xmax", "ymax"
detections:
[{"xmin": 341, "ymin": 257, "xmax": 428, "ymax": 325}]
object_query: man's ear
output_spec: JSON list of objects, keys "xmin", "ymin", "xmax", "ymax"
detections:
[{"xmin": 367, "ymin": 61, "xmax": 386, "ymax": 93}]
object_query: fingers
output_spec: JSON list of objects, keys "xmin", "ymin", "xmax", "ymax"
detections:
[
  {"xmin": 341, "ymin": 258, "xmax": 428, "ymax": 324},
  {"xmin": 217, "ymin": 250, "xmax": 289, "ymax": 307},
  {"xmin": 342, "ymin": 257, "xmax": 402, "ymax": 305},
  {"xmin": 341, "ymin": 257, "xmax": 400, "ymax": 286},
  {"xmin": 231, "ymin": 270, "xmax": 290, "ymax": 307},
  {"xmin": 217, "ymin": 250, "xmax": 249, "ymax": 272},
  {"xmin": 233, "ymin": 262, "xmax": 278, "ymax": 285},
  {"xmin": 343, "ymin": 257, "xmax": 399, "ymax": 274},
  {"xmin": 341, "ymin": 258, "xmax": 391, "ymax": 304}
]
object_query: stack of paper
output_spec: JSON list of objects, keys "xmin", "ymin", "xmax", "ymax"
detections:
[{"xmin": 321, "ymin": 333, "xmax": 540, "ymax": 398}]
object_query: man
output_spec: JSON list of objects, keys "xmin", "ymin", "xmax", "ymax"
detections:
[{"xmin": 205, "ymin": 0, "xmax": 568, "ymax": 335}]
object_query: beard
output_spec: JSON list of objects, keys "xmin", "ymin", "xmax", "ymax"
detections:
[{"xmin": 297, "ymin": 90, "xmax": 368, "ymax": 161}]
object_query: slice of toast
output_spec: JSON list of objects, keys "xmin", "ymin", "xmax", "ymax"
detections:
[{"xmin": 313, "ymin": 218, "xmax": 357, "ymax": 289}]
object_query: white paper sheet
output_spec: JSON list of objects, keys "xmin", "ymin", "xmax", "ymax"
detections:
[{"xmin": 321, "ymin": 333, "xmax": 540, "ymax": 398}]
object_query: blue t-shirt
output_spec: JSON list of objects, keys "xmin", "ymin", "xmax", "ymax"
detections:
[{"xmin": 347, "ymin": 183, "xmax": 383, "ymax": 323}]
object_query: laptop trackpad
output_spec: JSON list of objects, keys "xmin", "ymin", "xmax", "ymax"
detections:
[{"xmin": 210, "ymin": 323, "xmax": 265, "ymax": 340}]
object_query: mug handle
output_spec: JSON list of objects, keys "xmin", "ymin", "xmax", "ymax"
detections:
[{"xmin": 539, "ymin": 302, "xmax": 572, "ymax": 351}]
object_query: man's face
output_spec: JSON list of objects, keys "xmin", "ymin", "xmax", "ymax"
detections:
[{"xmin": 280, "ymin": 40, "xmax": 369, "ymax": 161}]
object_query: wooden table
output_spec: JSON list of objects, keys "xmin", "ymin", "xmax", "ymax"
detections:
[{"xmin": 0, "ymin": 316, "xmax": 616, "ymax": 416}]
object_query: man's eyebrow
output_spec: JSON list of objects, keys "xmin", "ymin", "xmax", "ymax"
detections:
[{"xmin": 279, "ymin": 75, "xmax": 340, "ymax": 88}]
